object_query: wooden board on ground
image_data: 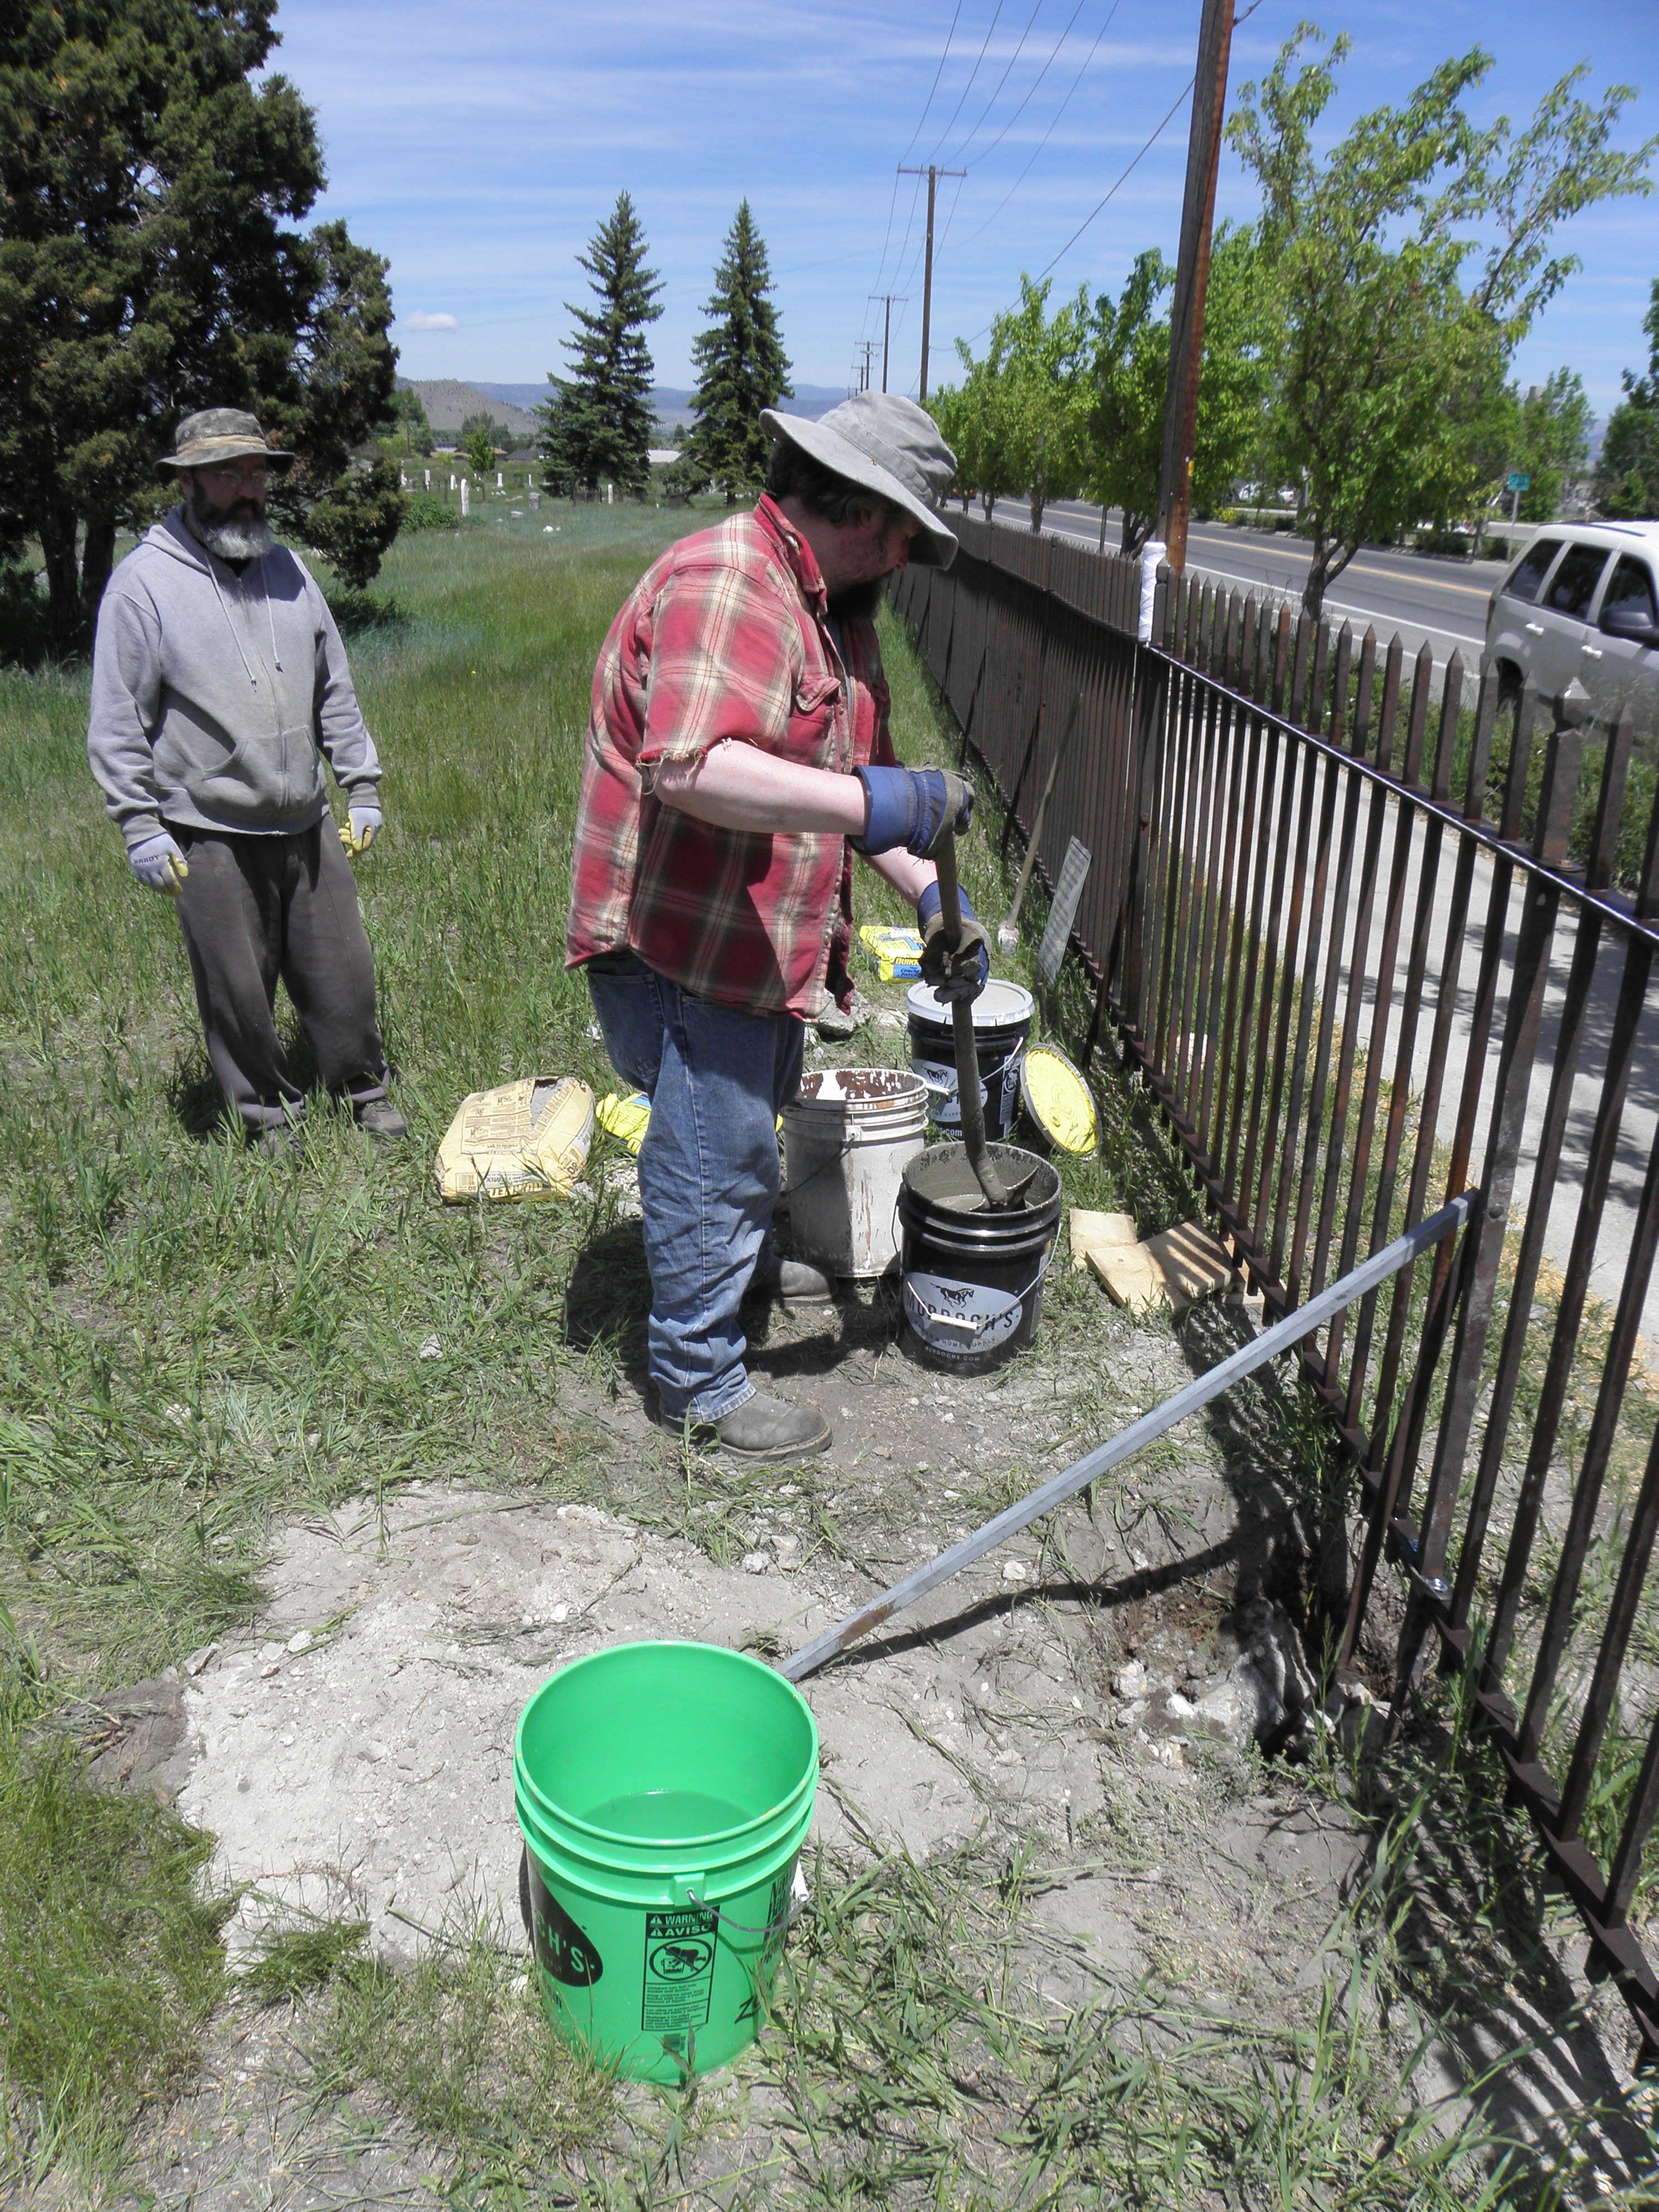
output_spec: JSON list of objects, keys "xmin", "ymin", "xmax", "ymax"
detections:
[
  {"xmin": 1088, "ymin": 1219, "xmax": 1235, "ymax": 1313},
  {"xmin": 1070, "ymin": 1209, "xmax": 1138, "ymax": 1272}
]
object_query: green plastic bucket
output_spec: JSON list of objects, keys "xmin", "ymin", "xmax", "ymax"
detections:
[{"xmin": 513, "ymin": 1641, "xmax": 818, "ymax": 2083}]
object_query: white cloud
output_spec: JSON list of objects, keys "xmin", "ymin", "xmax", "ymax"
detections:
[{"xmin": 400, "ymin": 311, "xmax": 458, "ymax": 331}]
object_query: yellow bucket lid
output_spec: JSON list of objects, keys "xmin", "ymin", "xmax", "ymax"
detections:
[{"xmin": 1020, "ymin": 1043, "xmax": 1099, "ymax": 1156}]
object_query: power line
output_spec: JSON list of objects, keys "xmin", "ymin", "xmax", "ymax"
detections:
[
  {"xmin": 953, "ymin": 0, "xmax": 1126, "ymax": 254},
  {"xmin": 963, "ymin": 0, "xmax": 1091, "ymax": 172},
  {"xmin": 898, "ymin": 0, "xmax": 966, "ymax": 167},
  {"xmin": 865, "ymin": 0, "xmax": 968, "ymax": 346},
  {"xmin": 954, "ymin": 72, "xmax": 1192, "ymax": 356},
  {"xmin": 943, "ymin": 0, "xmax": 1048, "ymax": 170},
  {"xmin": 926, "ymin": 0, "xmax": 1006, "ymax": 165},
  {"xmin": 887, "ymin": 166, "xmax": 929, "ymax": 316},
  {"xmin": 1032, "ymin": 74, "xmax": 1194, "ymax": 283},
  {"xmin": 1022, "ymin": 0, "xmax": 1264, "ymax": 287}
]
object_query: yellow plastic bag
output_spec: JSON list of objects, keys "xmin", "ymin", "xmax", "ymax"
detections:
[
  {"xmin": 596, "ymin": 1090, "xmax": 651, "ymax": 1156},
  {"xmin": 858, "ymin": 923, "xmax": 924, "ymax": 980},
  {"xmin": 435, "ymin": 1076, "xmax": 594, "ymax": 1202}
]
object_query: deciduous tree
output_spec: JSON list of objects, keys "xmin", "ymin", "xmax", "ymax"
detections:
[
  {"xmin": 683, "ymin": 202, "xmax": 792, "ymax": 505},
  {"xmin": 1230, "ymin": 27, "xmax": 1655, "ymax": 618},
  {"xmin": 1596, "ymin": 280, "xmax": 1659, "ymax": 520},
  {"xmin": 0, "ymin": 0, "xmax": 404, "ymax": 652},
  {"xmin": 541, "ymin": 192, "xmax": 663, "ymax": 499}
]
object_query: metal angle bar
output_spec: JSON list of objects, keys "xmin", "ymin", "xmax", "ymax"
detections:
[{"xmin": 779, "ymin": 1191, "xmax": 1476, "ymax": 1685}]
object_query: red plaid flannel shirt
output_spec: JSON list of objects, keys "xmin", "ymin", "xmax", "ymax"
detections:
[{"xmin": 565, "ymin": 496, "xmax": 897, "ymax": 1020}]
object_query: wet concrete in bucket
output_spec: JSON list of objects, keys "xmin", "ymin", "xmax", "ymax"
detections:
[{"xmin": 904, "ymin": 1142, "xmax": 1058, "ymax": 1216}]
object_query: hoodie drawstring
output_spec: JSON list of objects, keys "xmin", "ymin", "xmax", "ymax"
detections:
[
  {"xmin": 206, "ymin": 553, "xmax": 282, "ymax": 685},
  {"xmin": 207, "ymin": 559, "xmax": 260, "ymax": 690}
]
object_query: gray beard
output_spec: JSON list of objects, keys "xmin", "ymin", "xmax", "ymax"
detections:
[{"xmin": 194, "ymin": 512, "xmax": 275, "ymax": 562}]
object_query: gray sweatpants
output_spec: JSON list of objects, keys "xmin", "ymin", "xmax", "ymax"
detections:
[{"xmin": 171, "ymin": 822, "xmax": 388, "ymax": 1132}]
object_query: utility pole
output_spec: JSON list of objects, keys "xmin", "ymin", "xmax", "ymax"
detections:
[
  {"xmin": 854, "ymin": 341, "xmax": 875, "ymax": 392},
  {"xmin": 898, "ymin": 164, "xmax": 964, "ymax": 404},
  {"xmin": 869, "ymin": 294, "xmax": 908, "ymax": 393},
  {"xmin": 1153, "ymin": 0, "xmax": 1236, "ymax": 578}
]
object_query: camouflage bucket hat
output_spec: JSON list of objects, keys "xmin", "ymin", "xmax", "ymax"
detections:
[{"xmin": 158, "ymin": 408, "xmax": 294, "ymax": 472}]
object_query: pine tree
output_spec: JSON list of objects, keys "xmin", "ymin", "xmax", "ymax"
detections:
[
  {"xmin": 542, "ymin": 193, "xmax": 663, "ymax": 498},
  {"xmin": 685, "ymin": 203, "xmax": 793, "ymax": 504}
]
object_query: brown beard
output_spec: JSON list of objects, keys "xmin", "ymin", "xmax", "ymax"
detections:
[{"xmin": 827, "ymin": 576, "xmax": 885, "ymax": 621}]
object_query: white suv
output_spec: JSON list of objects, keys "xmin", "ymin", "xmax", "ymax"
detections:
[{"xmin": 1483, "ymin": 521, "xmax": 1659, "ymax": 742}]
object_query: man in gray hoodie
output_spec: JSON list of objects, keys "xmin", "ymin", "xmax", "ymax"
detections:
[{"xmin": 88, "ymin": 408, "xmax": 405, "ymax": 1151}]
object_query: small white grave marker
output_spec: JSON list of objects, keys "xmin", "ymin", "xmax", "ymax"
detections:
[
  {"xmin": 460, "ymin": 479, "xmax": 470, "ymax": 517},
  {"xmin": 1037, "ymin": 837, "xmax": 1092, "ymax": 986}
]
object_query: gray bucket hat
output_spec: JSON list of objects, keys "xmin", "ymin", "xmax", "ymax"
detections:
[
  {"xmin": 158, "ymin": 407, "xmax": 294, "ymax": 473},
  {"xmin": 760, "ymin": 391, "xmax": 958, "ymax": 569}
]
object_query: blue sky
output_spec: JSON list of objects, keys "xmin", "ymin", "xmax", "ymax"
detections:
[{"xmin": 270, "ymin": 0, "xmax": 1658, "ymax": 423}]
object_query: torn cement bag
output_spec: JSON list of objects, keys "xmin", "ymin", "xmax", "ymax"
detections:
[{"xmin": 435, "ymin": 1076, "xmax": 594, "ymax": 1202}]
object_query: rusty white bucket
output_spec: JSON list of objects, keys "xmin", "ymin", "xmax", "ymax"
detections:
[{"xmin": 781, "ymin": 1069, "xmax": 928, "ymax": 1280}]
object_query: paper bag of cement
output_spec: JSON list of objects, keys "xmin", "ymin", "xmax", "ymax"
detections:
[{"xmin": 435, "ymin": 1076, "xmax": 594, "ymax": 1203}]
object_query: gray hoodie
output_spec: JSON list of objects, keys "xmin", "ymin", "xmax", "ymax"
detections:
[{"xmin": 87, "ymin": 508, "xmax": 382, "ymax": 850}]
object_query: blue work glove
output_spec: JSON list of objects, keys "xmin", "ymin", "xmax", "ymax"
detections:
[
  {"xmin": 129, "ymin": 832, "xmax": 189, "ymax": 896},
  {"xmin": 340, "ymin": 803, "xmax": 382, "ymax": 857},
  {"xmin": 917, "ymin": 881, "xmax": 991, "ymax": 1002},
  {"xmin": 852, "ymin": 766, "xmax": 975, "ymax": 858}
]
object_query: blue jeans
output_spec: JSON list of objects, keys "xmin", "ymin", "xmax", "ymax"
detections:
[{"xmin": 585, "ymin": 954, "xmax": 806, "ymax": 1423}]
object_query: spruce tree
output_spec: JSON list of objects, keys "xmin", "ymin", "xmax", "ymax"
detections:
[
  {"xmin": 542, "ymin": 193, "xmax": 663, "ymax": 498},
  {"xmin": 685, "ymin": 203, "xmax": 793, "ymax": 504}
]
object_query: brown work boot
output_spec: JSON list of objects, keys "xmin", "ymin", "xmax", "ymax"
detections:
[
  {"xmin": 747, "ymin": 1249, "xmax": 836, "ymax": 1307},
  {"xmin": 657, "ymin": 1390, "xmax": 831, "ymax": 1464}
]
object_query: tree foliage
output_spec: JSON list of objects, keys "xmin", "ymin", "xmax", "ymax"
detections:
[
  {"xmin": 1085, "ymin": 227, "xmax": 1269, "ymax": 553},
  {"xmin": 933, "ymin": 232, "xmax": 1268, "ymax": 551},
  {"xmin": 540, "ymin": 192, "xmax": 662, "ymax": 499},
  {"xmin": 1595, "ymin": 279, "xmax": 1659, "ymax": 520},
  {"xmin": 389, "ymin": 387, "xmax": 434, "ymax": 456},
  {"xmin": 934, "ymin": 278, "xmax": 1090, "ymax": 532},
  {"xmin": 458, "ymin": 415, "xmax": 508, "ymax": 473},
  {"xmin": 1507, "ymin": 370, "xmax": 1592, "ymax": 525},
  {"xmin": 0, "ymin": 0, "xmax": 405, "ymax": 651},
  {"xmin": 1229, "ymin": 26, "xmax": 1655, "ymax": 617},
  {"xmin": 682, "ymin": 202, "xmax": 792, "ymax": 505}
]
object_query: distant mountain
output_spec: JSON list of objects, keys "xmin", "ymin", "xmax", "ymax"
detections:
[
  {"xmin": 397, "ymin": 379, "xmax": 539, "ymax": 442},
  {"xmin": 396, "ymin": 375, "xmax": 853, "ymax": 448},
  {"xmin": 458, "ymin": 379, "xmax": 850, "ymax": 433}
]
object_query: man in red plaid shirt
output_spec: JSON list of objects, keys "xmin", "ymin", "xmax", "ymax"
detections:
[{"xmin": 567, "ymin": 393, "xmax": 990, "ymax": 1463}]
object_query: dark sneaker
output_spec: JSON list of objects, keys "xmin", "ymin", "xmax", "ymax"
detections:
[
  {"xmin": 748, "ymin": 1251, "xmax": 836, "ymax": 1307},
  {"xmin": 355, "ymin": 1098, "xmax": 408, "ymax": 1140},
  {"xmin": 657, "ymin": 1390, "xmax": 832, "ymax": 1464}
]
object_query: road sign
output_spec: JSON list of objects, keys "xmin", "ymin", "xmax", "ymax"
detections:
[{"xmin": 1507, "ymin": 472, "xmax": 1530, "ymax": 492}]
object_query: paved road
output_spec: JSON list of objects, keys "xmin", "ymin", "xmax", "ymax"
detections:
[{"xmin": 1005, "ymin": 500, "xmax": 1510, "ymax": 683}]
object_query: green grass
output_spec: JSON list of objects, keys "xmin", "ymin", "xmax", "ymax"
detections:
[
  {"xmin": 0, "ymin": 1625, "xmax": 232, "ymax": 2187},
  {"xmin": 0, "ymin": 502, "xmax": 1637, "ymax": 2202}
]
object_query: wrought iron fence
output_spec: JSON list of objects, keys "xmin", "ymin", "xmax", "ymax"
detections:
[{"xmin": 891, "ymin": 511, "xmax": 1659, "ymax": 2065}]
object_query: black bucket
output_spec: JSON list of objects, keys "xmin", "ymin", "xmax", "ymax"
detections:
[
  {"xmin": 896, "ymin": 1143, "xmax": 1064, "ymax": 1369},
  {"xmin": 905, "ymin": 980, "xmax": 1035, "ymax": 1141}
]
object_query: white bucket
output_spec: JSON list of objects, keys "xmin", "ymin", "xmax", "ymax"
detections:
[{"xmin": 781, "ymin": 1069, "xmax": 928, "ymax": 1280}]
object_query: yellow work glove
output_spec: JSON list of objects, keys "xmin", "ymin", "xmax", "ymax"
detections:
[
  {"xmin": 129, "ymin": 832, "xmax": 188, "ymax": 895},
  {"xmin": 339, "ymin": 803, "xmax": 382, "ymax": 857}
]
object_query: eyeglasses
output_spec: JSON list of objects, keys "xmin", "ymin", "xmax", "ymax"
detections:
[{"xmin": 194, "ymin": 459, "xmax": 269, "ymax": 488}]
